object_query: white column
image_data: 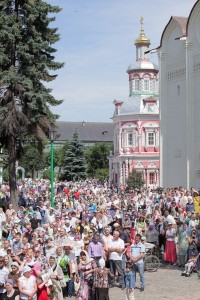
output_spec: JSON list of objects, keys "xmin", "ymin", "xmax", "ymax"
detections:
[
  {"xmin": 158, "ymin": 51, "xmax": 166, "ymax": 188},
  {"xmin": 185, "ymin": 40, "xmax": 193, "ymax": 189},
  {"xmin": 156, "ymin": 170, "xmax": 159, "ymax": 187},
  {"xmin": 129, "ymin": 160, "xmax": 133, "ymax": 173},
  {"xmin": 108, "ymin": 155, "xmax": 113, "ymax": 187},
  {"xmin": 146, "ymin": 170, "xmax": 149, "ymax": 187},
  {"xmin": 155, "ymin": 129, "xmax": 159, "ymax": 147},
  {"xmin": 119, "ymin": 128, "xmax": 122, "ymax": 154},
  {"xmin": 119, "ymin": 161, "xmax": 123, "ymax": 185},
  {"xmin": 138, "ymin": 128, "xmax": 142, "ymax": 153},
  {"xmin": 125, "ymin": 160, "xmax": 129, "ymax": 180}
]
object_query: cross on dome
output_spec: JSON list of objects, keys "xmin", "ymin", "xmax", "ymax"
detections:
[{"xmin": 135, "ymin": 17, "xmax": 150, "ymax": 46}]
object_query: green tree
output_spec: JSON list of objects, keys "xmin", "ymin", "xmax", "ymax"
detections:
[
  {"xmin": 63, "ymin": 132, "xmax": 86, "ymax": 181},
  {"xmin": 44, "ymin": 141, "xmax": 69, "ymax": 177},
  {"xmin": 0, "ymin": 0, "xmax": 63, "ymax": 208},
  {"xmin": 85, "ymin": 143, "xmax": 112, "ymax": 179},
  {"xmin": 42, "ymin": 167, "xmax": 51, "ymax": 180},
  {"xmin": 126, "ymin": 169, "xmax": 145, "ymax": 190},
  {"xmin": 19, "ymin": 144, "xmax": 46, "ymax": 178}
]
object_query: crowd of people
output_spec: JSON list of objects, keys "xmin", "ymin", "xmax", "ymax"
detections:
[{"xmin": 0, "ymin": 179, "xmax": 199, "ymax": 299}]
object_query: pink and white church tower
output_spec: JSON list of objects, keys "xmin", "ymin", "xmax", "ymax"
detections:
[{"xmin": 108, "ymin": 18, "xmax": 160, "ymax": 189}]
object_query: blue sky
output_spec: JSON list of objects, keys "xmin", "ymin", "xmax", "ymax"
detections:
[{"xmin": 47, "ymin": 0, "xmax": 196, "ymax": 122}]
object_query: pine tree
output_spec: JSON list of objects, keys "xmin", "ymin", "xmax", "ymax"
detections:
[
  {"xmin": 63, "ymin": 132, "xmax": 86, "ymax": 181},
  {"xmin": 126, "ymin": 169, "xmax": 145, "ymax": 190},
  {"xmin": 0, "ymin": 0, "xmax": 63, "ymax": 208}
]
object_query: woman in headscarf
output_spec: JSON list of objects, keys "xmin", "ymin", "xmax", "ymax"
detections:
[
  {"xmin": 93, "ymin": 258, "xmax": 111, "ymax": 300},
  {"xmin": 48, "ymin": 256, "xmax": 64, "ymax": 300},
  {"xmin": 20, "ymin": 253, "xmax": 41, "ymax": 279},
  {"xmin": 76, "ymin": 250, "xmax": 96, "ymax": 300},
  {"xmin": 136, "ymin": 216, "xmax": 146, "ymax": 235},
  {"xmin": 4, "ymin": 279, "xmax": 20, "ymax": 300},
  {"xmin": 177, "ymin": 223, "xmax": 189, "ymax": 267}
]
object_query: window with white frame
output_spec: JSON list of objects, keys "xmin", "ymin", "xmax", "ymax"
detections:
[
  {"xmin": 147, "ymin": 132, "xmax": 155, "ymax": 146},
  {"xmin": 134, "ymin": 79, "xmax": 140, "ymax": 91},
  {"xmin": 143, "ymin": 74, "xmax": 150, "ymax": 91},
  {"xmin": 144, "ymin": 79, "xmax": 150, "ymax": 91},
  {"xmin": 127, "ymin": 133, "xmax": 133, "ymax": 146}
]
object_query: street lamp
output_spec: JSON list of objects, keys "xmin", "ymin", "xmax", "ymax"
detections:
[{"xmin": 49, "ymin": 126, "xmax": 56, "ymax": 207}]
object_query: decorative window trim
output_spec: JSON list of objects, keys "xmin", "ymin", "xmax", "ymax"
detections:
[{"xmin": 145, "ymin": 131, "xmax": 155, "ymax": 147}]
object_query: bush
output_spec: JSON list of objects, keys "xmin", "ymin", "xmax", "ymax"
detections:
[
  {"xmin": 95, "ymin": 168, "xmax": 109, "ymax": 181},
  {"xmin": 42, "ymin": 168, "xmax": 51, "ymax": 180}
]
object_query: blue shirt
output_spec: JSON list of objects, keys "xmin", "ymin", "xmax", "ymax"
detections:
[
  {"xmin": 130, "ymin": 242, "xmax": 145, "ymax": 264},
  {"xmin": 125, "ymin": 270, "xmax": 134, "ymax": 288},
  {"xmin": 88, "ymin": 204, "xmax": 96, "ymax": 215}
]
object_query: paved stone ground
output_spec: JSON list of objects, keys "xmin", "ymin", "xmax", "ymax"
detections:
[
  {"xmin": 71, "ymin": 264, "xmax": 200, "ymax": 299},
  {"xmin": 109, "ymin": 264, "xmax": 200, "ymax": 300}
]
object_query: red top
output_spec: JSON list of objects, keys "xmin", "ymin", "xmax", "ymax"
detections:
[{"xmin": 37, "ymin": 283, "xmax": 50, "ymax": 300}]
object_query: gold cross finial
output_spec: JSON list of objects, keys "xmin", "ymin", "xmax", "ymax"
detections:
[{"xmin": 140, "ymin": 17, "xmax": 144, "ymax": 27}]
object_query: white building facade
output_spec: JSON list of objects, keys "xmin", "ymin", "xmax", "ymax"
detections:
[
  {"xmin": 158, "ymin": 0, "xmax": 200, "ymax": 190},
  {"xmin": 109, "ymin": 19, "xmax": 160, "ymax": 189}
]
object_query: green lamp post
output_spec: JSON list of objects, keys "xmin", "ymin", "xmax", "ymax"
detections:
[{"xmin": 49, "ymin": 127, "xmax": 56, "ymax": 207}]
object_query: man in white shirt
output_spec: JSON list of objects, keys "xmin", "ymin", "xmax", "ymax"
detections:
[
  {"xmin": 107, "ymin": 231, "xmax": 125, "ymax": 289},
  {"xmin": 163, "ymin": 209, "xmax": 176, "ymax": 225},
  {"xmin": 68, "ymin": 212, "xmax": 78, "ymax": 229}
]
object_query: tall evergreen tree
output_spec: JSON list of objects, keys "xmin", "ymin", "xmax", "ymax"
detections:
[
  {"xmin": 63, "ymin": 132, "xmax": 86, "ymax": 181},
  {"xmin": 0, "ymin": 0, "xmax": 63, "ymax": 208}
]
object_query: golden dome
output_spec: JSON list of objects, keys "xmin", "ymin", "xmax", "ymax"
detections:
[{"xmin": 135, "ymin": 17, "xmax": 150, "ymax": 45}]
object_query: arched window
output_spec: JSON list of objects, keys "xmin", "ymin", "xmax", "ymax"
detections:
[
  {"xmin": 144, "ymin": 74, "xmax": 150, "ymax": 91},
  {"xmin": 133, "ymin": 75, "xmax": 140, "ymax": 92}
]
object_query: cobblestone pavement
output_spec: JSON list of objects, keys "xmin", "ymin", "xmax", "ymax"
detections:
[{"xmin": 109, "ymin": 264, "xmax": 200, "ymax": 300}]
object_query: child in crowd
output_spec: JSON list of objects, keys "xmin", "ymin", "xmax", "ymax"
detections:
[
  {"xmin": 181, "ymin": 253, "xmax": 198, "ymax": 277},
  {"xmin": 125, "ymin": 262, "xmax": 135, "ymax": 300}
]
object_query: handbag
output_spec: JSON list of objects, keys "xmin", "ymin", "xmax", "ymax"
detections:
[
  {"xmin": 74, "ymin": 275, "xmax": 80, "ymax": 294},
  {"xmin": 59, "ymin": 278, "xmax": 66, "ymax": 288}
]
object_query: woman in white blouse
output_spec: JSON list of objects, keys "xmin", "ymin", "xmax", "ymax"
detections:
[
  {"xmin": 164, "ymin": 223, "xmax": 177, "ymax": 264},
  {"xmin": 18, "ymin": 266, "xmax": 37, "ymax": 300}
]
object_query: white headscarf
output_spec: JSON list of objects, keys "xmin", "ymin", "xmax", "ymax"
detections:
[
  {"xmin": 80, "ymin": 250, "xmax": 92, "ymax": 265},
  {"xmin": 99, "ymin": 258, "xmax": 105, "ymax": 269}
]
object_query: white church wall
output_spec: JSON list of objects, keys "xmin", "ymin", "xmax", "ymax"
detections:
[
  {"xmin": 160, "ymin": 18, "xmax": 187, "ymax": 188},
  {"xmin": 164, "ymin": 79, "xmax": 187, "ymax": 188},
  {"xmin": 192, "ymin": 72, "xmax": 200, "ymax": 189},
  {"xmin": 187, "ymin": 1, "xmax": 200, "ymax": 189}
]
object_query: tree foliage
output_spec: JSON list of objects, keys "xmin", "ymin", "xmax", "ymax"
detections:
[
  {"xmin": 126, "ymin": 169, "xmax": 145, "ymax": 190},
  {"xmin": 19, "ymin": 143, "xmax": 46, "ymax": 178},
  {"xmin": 85, "ymin": 143, "xmax": 112, "ymax": 179},
  {"xmin": 63, "ymin": 132, "xmax": 86, "ymax": 181},
  {"xmin": 45, "ymin": 141, "xmax": 69, "ymax": 169},
  {"xmin": 0, "ymin": 0, "xmax": 63, "ymax": 207}
]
